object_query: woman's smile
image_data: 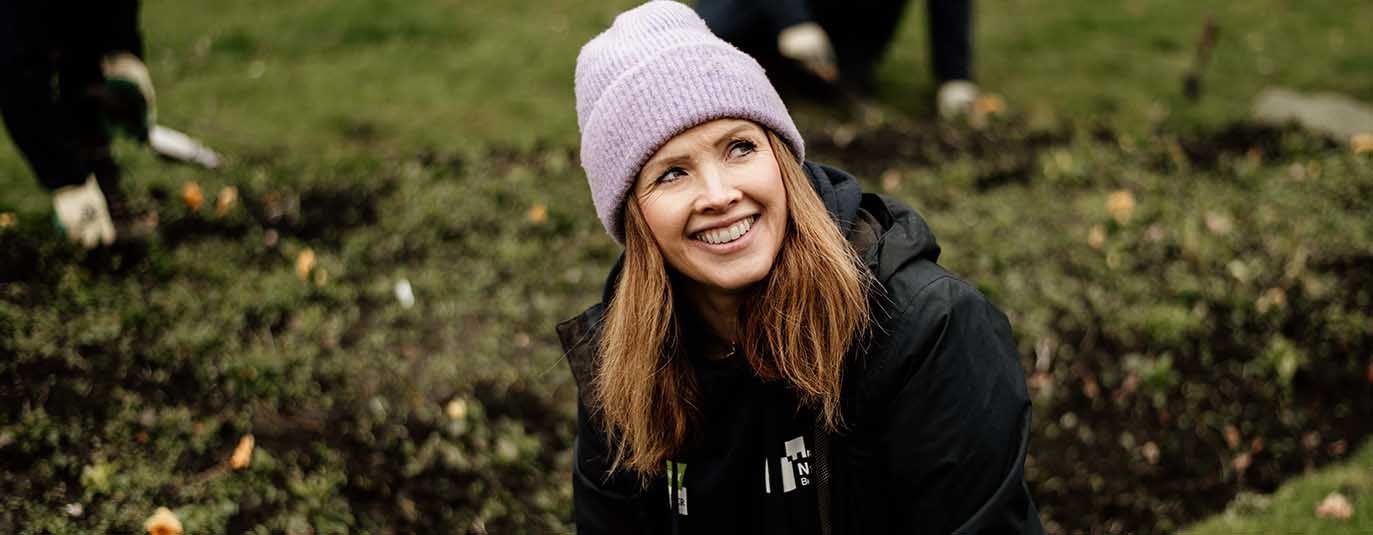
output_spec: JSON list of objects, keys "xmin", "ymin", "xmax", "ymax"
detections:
[{"xmin": 691, "ymin": 214, "xmax": 760, "ymax": 249}]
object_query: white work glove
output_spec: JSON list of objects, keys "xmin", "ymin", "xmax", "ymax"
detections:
[
  {"xmin": 937, "ymin": 80, "xmax": 979, "ymax": 120},
  {"xmin": 778, "ymin": 22, "xmax": 838, "ymax": 82},
  {"xmin": 52, "ymin": 174, "xmax": 116, "ymax": 248}
]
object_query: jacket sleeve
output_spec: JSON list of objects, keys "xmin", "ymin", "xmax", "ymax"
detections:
[
  {"xmin": 573, "ymin": 399, "xmax": 661, "ymax": 534},
  {"xmin": 881, "ymin": 276, "xmax": 1044, "ymax": 534}
]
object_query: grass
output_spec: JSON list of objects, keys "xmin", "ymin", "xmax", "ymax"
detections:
[
  {"xmin": 2, "ymin": 1, "xmax": 1371, "ymax": 533},
  {"xmin": 1183, "ymin": 440, "xmax": 1373, "ymax": 535}
]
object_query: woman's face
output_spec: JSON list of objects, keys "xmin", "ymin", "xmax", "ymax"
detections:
[{"xmin": 634, "ymin": 119, "xmax": 788, "ymax": 296}]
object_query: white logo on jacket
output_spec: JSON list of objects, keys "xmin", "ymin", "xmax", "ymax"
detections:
[{"xmin": 764, "ymin": 435, "xmax": 811, "ymax": 494}]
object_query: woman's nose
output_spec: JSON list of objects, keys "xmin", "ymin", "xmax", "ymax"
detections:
[{"xmin": 693, "ymin": 169, "xmax": 741, "ymax": 213}]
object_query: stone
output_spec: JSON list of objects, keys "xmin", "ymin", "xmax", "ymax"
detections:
[{"xmin": 1253, "ymin": 87, "xmax": 1373, "ymax": 144}]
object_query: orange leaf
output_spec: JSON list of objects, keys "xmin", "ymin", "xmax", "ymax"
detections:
[
  {"xmin": 1352, "ymin": 133, "xmax": 1373, "ymax": 155},
  {"xmin": 144, "ymin": 507, "xmax": 183, "ymax": 535},
  {"xmin": 230, "ymin": 434, "xmax": 254, "ymax": 470},
  {"xmin": 295, "ymin": 249, "xmax": 316, "ymax": 281},
  {"xmin": 1106, "ymin": 190, "xmax": 1136, "ymax": 224},
  {"xmin": 181, "ymin": 182, "xmax": 204, "ymax": 212},
  {"xmin": 527, "ymin": 202, "xmax": 548, "ymax": 224}
]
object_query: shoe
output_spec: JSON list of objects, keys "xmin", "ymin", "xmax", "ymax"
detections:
[
  {"xmin": 52, "ymin": 175, "xmax": 117, "ymax": 248},
  {"xmin": 936, "ymin": 80, "xmax": 979, "ymax": 120},
  {"xmin": 101, "ymin": 52, "xmax": 157, "ymax": 142}
]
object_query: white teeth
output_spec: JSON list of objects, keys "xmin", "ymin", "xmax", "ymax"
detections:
[{"xmin": 696, "ymin": 216, "xmax": 755, "ymax": 245}]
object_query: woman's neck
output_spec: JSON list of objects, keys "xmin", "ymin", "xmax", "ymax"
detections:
[{"xmin": 685, "ymin": 288, "xmax": 742, "ymax": 343}]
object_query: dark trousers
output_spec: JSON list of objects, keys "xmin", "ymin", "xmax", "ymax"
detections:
[
  {"xmin": 700, "ymin": 0, "xmax": 972, "ymax": 91},
  {"xmin": 0, "ymin": 0, "xmax": 143, "ymax": 191}
]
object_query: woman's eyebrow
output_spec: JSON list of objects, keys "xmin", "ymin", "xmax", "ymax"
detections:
[
  {"xmin": 641, "ymin": 154, "xmax": 691, "ymax": 180},
  {"xmin": 711, "ymin": 125, "xmax": 756, "ymax": 146}
]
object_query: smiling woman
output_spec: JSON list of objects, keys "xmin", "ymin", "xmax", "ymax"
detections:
[{"xmin": 557, "ymin": 2, "xmax": 1044, "ymax": 534}]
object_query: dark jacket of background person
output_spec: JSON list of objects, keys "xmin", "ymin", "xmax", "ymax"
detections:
[
  {"xmin": 558, "ymin": 162, "xmax": 1043, "ymax": 534},
  {"xmin": 0, "ymin": 0, "xmax": 143, "ymax": 191},
  {"xmin": 695, "ymin": 0, "xmax": 971, "ymax": 87}
]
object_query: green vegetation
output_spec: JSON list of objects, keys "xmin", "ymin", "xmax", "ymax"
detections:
[
  {"xmin": 1183, "ymin": 441, "xmax": 1373, "ymax": 535},
  {"xmin": 1, "ymin": 1, "xmax": 1370, "ymax": 533}
]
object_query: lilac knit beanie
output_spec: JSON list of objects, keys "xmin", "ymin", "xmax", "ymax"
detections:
[{"xmin": 575, "ymin": 0, "xmax": 805, "ymax": 244}]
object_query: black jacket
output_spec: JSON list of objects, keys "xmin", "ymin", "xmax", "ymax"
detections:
[{"xmin": 557, "ymin": 162, "xmax": 1043, "ymax": 534}]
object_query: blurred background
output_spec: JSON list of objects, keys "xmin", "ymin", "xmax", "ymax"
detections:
[{"xmin": 1, "ymin": 0, "xmax": 1371, "ymax": 533}]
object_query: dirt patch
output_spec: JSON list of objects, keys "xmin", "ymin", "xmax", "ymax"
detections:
[
  {"xmin": 806, "ymin": 118, "xmax": 1070, "ymax": 191},
  {"xmin": 808, "ymin": 118, "xmax": 1370, "ymax": 534}
]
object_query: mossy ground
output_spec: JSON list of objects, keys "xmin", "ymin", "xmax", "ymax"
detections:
[{"xmin": 2, "ymin": 1, "xmax": 1370, "ymax": 533}]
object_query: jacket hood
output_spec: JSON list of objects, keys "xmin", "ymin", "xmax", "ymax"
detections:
[{"xmin": 803, "ymin": 161, "xmax": 941, "ymax": 282}]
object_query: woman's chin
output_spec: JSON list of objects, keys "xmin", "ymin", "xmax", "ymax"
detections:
[{"xmin": 696, "ymin": 261, "xmax": 773, "ymax": 294}]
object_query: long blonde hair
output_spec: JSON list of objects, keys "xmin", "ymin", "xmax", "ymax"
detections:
[{"xmin": 593, "ymin": 130, "xmax": 872, "ymax": 478}]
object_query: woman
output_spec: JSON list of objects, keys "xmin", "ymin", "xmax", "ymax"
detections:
[{"xmin": 558, "ymin": 2, "xmax": 1041, "ymax": 533}]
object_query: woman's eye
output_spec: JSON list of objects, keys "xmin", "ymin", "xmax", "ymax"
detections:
[
  {"xmin": 728, "ymin": 140, "xmax": 757, "ymax": 158},
  {"xmin": 657, "ymin": 167, "xmax": 687, "ymax": 184}
]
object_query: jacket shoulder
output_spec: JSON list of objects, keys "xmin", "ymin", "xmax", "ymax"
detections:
[
  {"xmin": 557, "ymin": 303, "xmax": 605, "ymax": 410},
  {"xmin": 847, "ymin": 265, "xmax": 1013, "ymax": 424}
]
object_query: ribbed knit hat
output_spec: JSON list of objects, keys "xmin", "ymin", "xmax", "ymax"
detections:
[{"xmin": 575, "ymin": 0, "xmax": 805, "ymax": 244}]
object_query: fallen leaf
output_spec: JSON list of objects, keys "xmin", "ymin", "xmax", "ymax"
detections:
[
  {"xmin": 1143, "ymin": 224, "xmax": 1166, "ymax": 242},
  {"xmin": 0, "ymin": 212, "xmax": 15, "ymax": 229},
  {"xmin": 182, "ymin": 182, "xmax": 204, "ymax": 212},
  {"xmin": 1303, "ymin": 431, "xmax": 1322, "ymax": 451},
  {"xmin": 1288, "ymin": 162, "xmax": 1306, "ymax": 181},
  {"xmin": 144, "ymin": 507, "xmax": 183, "ymax": 535},
  {"xmin": 1204, "ymin": 211, "xmax": 1233, "ymax": 235},
  {"xmin": 215, "ymin": 186, "xmax": 239, "ymax": 217},
  {"xmin": 1107, "ymin": 190, "xmax": 1136, "ymax": 224},
  {"xmin": 313, "ymin": 267, "xmax": 329, "ymax": 287},
  {"xmin": 1140, "ymin": 441, "xmax": 1160, "ymax": 465},
  {"xmin": 881, "ymin": 169, "xmax": 901, "ymax": 193},
  {"xmin": 1113, "ymin": 373, "xmax": 1140, "ymax": 401},
  {"xmin": 1231, "ymin": 451, "xmax": 1252, "ymax": 473},
  {"xmin": 445, "ymin": 398, "xmax": 468, "ymax": 420},
  {"xmin": 1366, "ymin": 361, "xmax": 1373, "ymax": 384},
  {"xmin": 1087, "ymin": 224, "xmax": 1106, "ymax": 249},
  {"xmin": 1352, "ymin": 133, "xmax": 1373, "ymax": 155},
  {"xmin": 1315, "ymin": 491, "xmax": 1353, "ymax": 520},
  {"xmin": 1256, "ymin": 287, "xmax": 1287, "ymax": 313},
  {"xmin": 295, "ymin": 248, "xmax": 316, "ymax": 281},
  {"xmin": 974, "ymin": 94, "xmax": 1006, "ymax": 116},
  {"xmin": 1082, "ymin": 377, "xmax": 1101, "ymax": 400},
  {"xmin": 527, "ymin": 202, "xmax": 548, "ymax": 224},
  {"xmin": 230, "ymin": 434, "xmax": 254, "ymax": 470}
]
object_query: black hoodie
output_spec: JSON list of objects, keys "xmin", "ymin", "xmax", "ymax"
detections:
[{"xmin": 557, "ymin": 162, "xmax": 1043, "ymax": 534}]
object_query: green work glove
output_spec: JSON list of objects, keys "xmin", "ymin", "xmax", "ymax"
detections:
[{"xmin": 101, "ymin": 52, "xmax": 157, "ymax": 142}]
